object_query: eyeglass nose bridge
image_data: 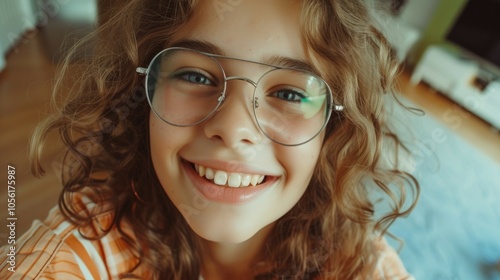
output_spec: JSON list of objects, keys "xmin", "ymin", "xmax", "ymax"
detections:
[
  {"xmin": 222, "ymin": 76, "xmax": 260, "ymax": 109},
  {"xmin": 225, "ymin": 76, "xmax": 258, "ymax": 87}
]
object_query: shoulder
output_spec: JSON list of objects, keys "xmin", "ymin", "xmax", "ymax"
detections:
[
  {"xmin": 0, "ymin": 205, "xmax": 85, "ymax": 279},
  {"xmin": 373, "ymin": 236, "xmax": 415, "ymax": 280},
  {"xmin": 0, "ymin": 191, "xmax": 147, "ymax": 279}
]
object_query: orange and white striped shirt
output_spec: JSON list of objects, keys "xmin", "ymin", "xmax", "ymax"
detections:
[
  {"xmin": 0, "ymin": 192, "xmax": 152, "ymax": 279},
  {"xmin": 0, "ymin": 193, "xmax": 413, "ymax": 279}
]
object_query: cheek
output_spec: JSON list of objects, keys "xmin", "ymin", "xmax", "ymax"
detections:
[
  {"xmin": 149, "ymin": 112, "xmax": 197, "ymax": 153},
  {"xmin": 149, "ymin": 115, "xmax": 175, "ymax": 187},
  {"xmin": 149, "ymin": 114, "xmax": 197, "ymax": 209},
  {"xmin": 150, "ymin": 115, "xmax": 176, "ymax": 150},
  {"xmin": 149, "ymin": 113, "xmax": 191, "ymax": 186},
  {"xmin": 278, "ymin": 137, "xmax": 323, "ymax": 191}
]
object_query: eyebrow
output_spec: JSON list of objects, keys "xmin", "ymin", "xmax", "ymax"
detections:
[
  {"xmin": 169, "ymin": 39, "xmax": 317, "ymax": 74},
  {"xmin": 170, "ymin": 39, "xmax": 226, "ymax": 56}
]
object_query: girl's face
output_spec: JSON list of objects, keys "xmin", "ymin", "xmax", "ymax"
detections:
[{"xmin": 150, "ymin": 0, "xmax": 323, "ymax": 243}]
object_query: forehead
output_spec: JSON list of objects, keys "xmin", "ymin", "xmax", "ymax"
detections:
[{"xmin": 170, "ymin": 0, "xmax": 306, "ymax": 63}]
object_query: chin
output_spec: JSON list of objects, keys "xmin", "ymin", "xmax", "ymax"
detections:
[
  {"xmin": 203, "ymin": 231, "xmax": 256, "ymax": 244},
  {"xmin": 187, "ymin": 215, "xmax": 272, "ymax": 244}
]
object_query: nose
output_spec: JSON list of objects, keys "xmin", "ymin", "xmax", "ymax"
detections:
[{"xmin": 203, "ymin": 80, "xmax": 262, "ymax": 147}]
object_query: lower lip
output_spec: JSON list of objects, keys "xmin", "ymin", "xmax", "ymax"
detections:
[{"xmin": 182, "ymin": 160, "xmax": 276, "ymax": 204}]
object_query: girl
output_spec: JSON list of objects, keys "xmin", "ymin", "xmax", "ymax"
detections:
[{"xmin": 1, "ymin": 0, "xmax": 418, "ymax": 279}]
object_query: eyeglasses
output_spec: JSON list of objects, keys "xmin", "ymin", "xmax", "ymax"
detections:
[{"xmin": 136, "ymin": 47, "xmax": 344, "ymax": 146}]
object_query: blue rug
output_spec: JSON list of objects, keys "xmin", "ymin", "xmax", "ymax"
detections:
[{"xmin": 386, "ymin": 99, "xmax": 500, "ymax": 280}]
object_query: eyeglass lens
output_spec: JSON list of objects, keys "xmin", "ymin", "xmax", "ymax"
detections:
[{"xmin": 145, "ymin": 48, "xmax": 332, "ymax": 145}]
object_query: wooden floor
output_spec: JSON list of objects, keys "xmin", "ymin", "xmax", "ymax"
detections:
[
  {"xmin": 0, "ymin": 32, "xmax": 62, "ymax": 238},
  {"xmin": 397, "ymin": 70, "xmax": 500, "ymax": 165},
  {"xmin": 1, "ymin": 33, "xmax": 500, "ymax": 235}
]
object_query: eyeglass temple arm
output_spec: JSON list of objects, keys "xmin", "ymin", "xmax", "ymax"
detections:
[
  {"xmin": 136, "ymin": 67, "xmax": 148, "ymax": 76},
  {"xmin": 332, "ymin": 104, "xmax": 344, "ymax": 112}
]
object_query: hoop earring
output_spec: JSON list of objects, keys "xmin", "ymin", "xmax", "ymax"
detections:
[{"xmin": 131, "ymin": 181, "xmax": 147, "ymax": 204}]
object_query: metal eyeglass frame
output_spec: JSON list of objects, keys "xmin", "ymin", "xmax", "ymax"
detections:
[{"xmin": 136, "ymin": 47, "xmax": 345, "ymax": 146}]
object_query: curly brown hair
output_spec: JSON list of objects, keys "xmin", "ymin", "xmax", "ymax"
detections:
[{"xmin": 29, "ymin": 0, "xmax": 419, "ymax": 279}]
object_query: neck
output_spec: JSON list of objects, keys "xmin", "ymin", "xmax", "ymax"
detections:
[{"xmin": 199, "ymin": 223, "xmax": 274, "ymax": 280}]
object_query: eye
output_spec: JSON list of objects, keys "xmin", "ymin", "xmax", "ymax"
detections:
[
  {"xmin": 271, "ymin": 89, "xmax": 306, "ymax": 102},
  {"xmin": 174, "ymin": 70, "xmax": 216, "ymax": 86}
]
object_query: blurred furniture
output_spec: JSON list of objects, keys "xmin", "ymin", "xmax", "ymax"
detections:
[
  {"xmin": 0, "ymin": 0, "xmax": 36, "ymax": 71},
  {"xmin": 384, "ymin": 19, "xmax": 421, "ymax": 62},
  {"xmin": 38, "ymin": 0, "xmax": 97, "ymax": 63},
  {"xmin": 411, "ymin": 45, "xmax": 500, "ymax": 129}
]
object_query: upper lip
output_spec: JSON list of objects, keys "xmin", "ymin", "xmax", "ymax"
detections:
[{"xmin": 184, "ymin": 158, "xmax": 280, "ymax": 176}]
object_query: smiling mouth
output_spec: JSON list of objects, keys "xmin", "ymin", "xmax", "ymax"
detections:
[{"xmin": 192, "ymin": 163, "xmax": 267, "ymax": 188}]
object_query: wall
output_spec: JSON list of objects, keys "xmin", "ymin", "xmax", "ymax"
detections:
[
  {"xmin": 393, "ymin": 0, "xmax": 470, "ymax": 65},
  {"xmin": 411, "ymin": 0, "xmax": 469, "ymax": 64},
  {"xmin": 398, "ymin": 0, "xmax": 440, "ymax": 32}
]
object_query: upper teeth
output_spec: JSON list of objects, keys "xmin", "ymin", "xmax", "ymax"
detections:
[{"xmin": 194, "ymin": 164, "xmax": 265, "ymax": 188}]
